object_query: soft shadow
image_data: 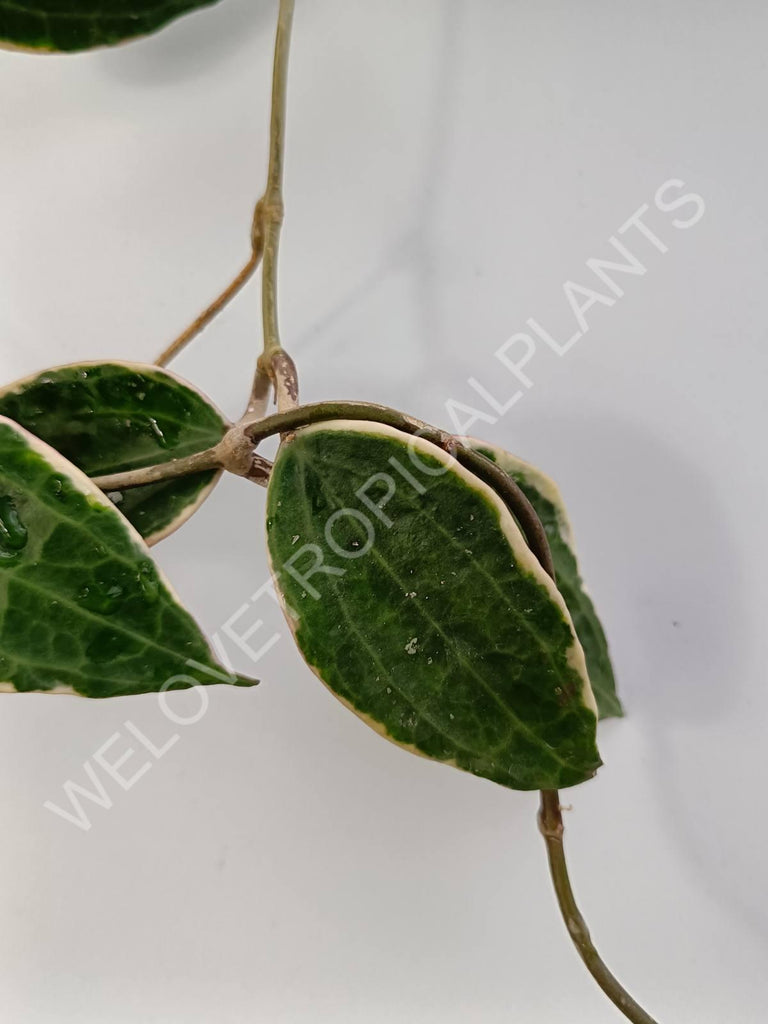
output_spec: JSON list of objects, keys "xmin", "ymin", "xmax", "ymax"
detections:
[
  {"xmin": 287, "ymin": 0, "xmax": 467, "ymax": 406},
  {"xmin": 481, "ymin": 412, "xmax": 746, "ymax": 723},
  {"xmin": 484, "ymin": 412, "xmax": 767, "ymax": 942}
]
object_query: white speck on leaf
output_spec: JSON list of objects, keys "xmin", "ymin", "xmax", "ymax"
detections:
[{"xmin": 405, "ymin": 637, "xmax": 419, "ymax": 655}]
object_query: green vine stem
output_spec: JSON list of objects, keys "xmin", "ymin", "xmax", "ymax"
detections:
[
  {"xmin": 539, "ymin": 790, "xmax": 659, "ymax": 1024},
  {"xmin": 95, "ymin": 1, "xmax": 659, "ymax": 1005},
  {"xmin": 243, "ymin": 401, "xmax": 552, "ymax": 564},
  {"xmin": 92, "ymin": 400, "xmax": 549, "ymax": 570},
  {"xmin": 92, "ymin": 444, "xmax": 225, "ymax": 492},
  {"xmin": 243, "ymin": 0, "xmax": 297, "ymax": 418},
  {"xmin": 155, "ymin": 0, "xmax": 298, "ymax": 422},
  {"xmin": 91, "ymin": 396, "xmax": 658, "ymax": 1022},
  {"xmin": 256, "ymin": 0, "xmax": 295, "ymax": 384}
]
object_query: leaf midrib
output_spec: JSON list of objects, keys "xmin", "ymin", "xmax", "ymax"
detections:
[
  {"xmin": 302, "ymin": 455, "xmax": 575, "ymax": 770},
  {"xmin": 293, "ymin": 459, "xmax": 509, "ymax": 763},
  {"xmin": 314, "ymin": 446, "xmax": 573, "ymax": 684},
  {"xmin": 0, "ymin": 438, "xmax": 202, "ymax": 668},
  {"xmin": 10, "ymin": 573, "xmax": 198, "ymax": 668}
]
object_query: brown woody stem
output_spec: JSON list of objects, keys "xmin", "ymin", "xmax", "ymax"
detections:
[{"xmin": 271, "ymin": 350, "xmax": 299, "ymax": 412}]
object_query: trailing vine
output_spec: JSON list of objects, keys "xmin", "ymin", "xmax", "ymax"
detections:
[{"xmin": 0, "ymin": 2, "xmax": 661, "ymax": 1022}]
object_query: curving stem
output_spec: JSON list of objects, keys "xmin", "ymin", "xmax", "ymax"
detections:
[
  {"xmin": 89, "ymin": 400, "xmax": 543, "ymax": 543},
  {"xmin": 89, "ymin": 393, "xmax": 660, "ymax": 1024},
  {"xmin": 153, "ymin": 251, "xmax": 262, "ymax": 369},
  {"xmin": 154, "ymin": 179, "xmax": 267, "ymax": 370},
  {"xmin": 539, "ymin": 790, "xmax": 659, "ymax": 1024}
]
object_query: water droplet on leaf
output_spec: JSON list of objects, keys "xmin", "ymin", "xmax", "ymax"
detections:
[
  {"xmin": 47, "ymin": 476, "xmax": 65, "ymax": 500},
  {"xmin": 77, "ymin": 579, "xmax": 124, "ymax": 614},
  {"xmin": 137, "ymin": 561, "xmax": 160, "ymax": 603},
  {"xmin": 0, "ymin": 496, "xmax": 28, "ymax": 560}
]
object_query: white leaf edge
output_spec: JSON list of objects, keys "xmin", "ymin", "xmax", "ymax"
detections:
[
  {"xmin": 0, "ymin": 415, "xmax": 228, "ymax": 696},
  {"xmin": 266, "ymin": 420, "xmax": 598, "ymax": 733},
  {"xmin": 0, "ymin": 360, "xmax": 229, "ymax": 547}
]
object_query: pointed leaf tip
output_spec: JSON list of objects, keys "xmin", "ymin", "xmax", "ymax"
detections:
[
  {"xmin": 467, "ymin": 440, "xmax": 623, "ymax": 720},
  {"xmin": 0, "ymin": 416, "xmax": 252, "ymax": 698}
]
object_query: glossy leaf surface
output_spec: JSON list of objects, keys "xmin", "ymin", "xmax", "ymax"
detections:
[
  {"xmin": 0, "ymin": 417, "xmax": 253, "ymax": 696},
  {"xmin": 0, "ymin": 362, "xmax": 227, "ymax": 545},
  {"xmin": 470, "ymin": 441, "xmax": 623, "ymax": 719},
  {"xmin": 266, "ymin": 421, "xmax": 600, "ymax": 791},
  {"xmin": 0, "ymin": 0, "xmax": 220, "ymax": 52}
]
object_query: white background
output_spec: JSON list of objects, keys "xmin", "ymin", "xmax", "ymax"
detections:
[{"xmin": 1, "ymin": 1, "xmax": 767, "ymax": 1021}]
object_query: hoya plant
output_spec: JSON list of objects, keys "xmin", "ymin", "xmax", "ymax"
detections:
[{"xmin": 1, "ymin": 3, "xmax": 657, "ymax": 1022}]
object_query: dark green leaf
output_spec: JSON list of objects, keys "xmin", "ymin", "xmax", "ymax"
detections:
[
  {"xmin": 0, "ymin": 362, "xmax": 227, "ymax": 545},
  {"xmin": 266, "ymin": 421, "xmax": 601, "ymax": 792},
  {"xmin": 0, "ymin": 416, "xmax": 253, "ymax": 697},
  {"xmin": 0, "ymin": 0, "xmax": 221, "ymax": 52},
  {"xmin": 470, "ymin": 441, "xmax": 623, "ymax": 720}
]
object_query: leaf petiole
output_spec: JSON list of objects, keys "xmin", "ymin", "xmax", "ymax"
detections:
[
  {"xmin": 154, "ymin": 199, "xmax": 266, "ymax": 369},
  {"xmin": 153, "ymin": 247, "xmax": 263, "ymax": 369},
  {"xmin": 92, "ymin": 443, "xmax": 225, "ymax": 492}
]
